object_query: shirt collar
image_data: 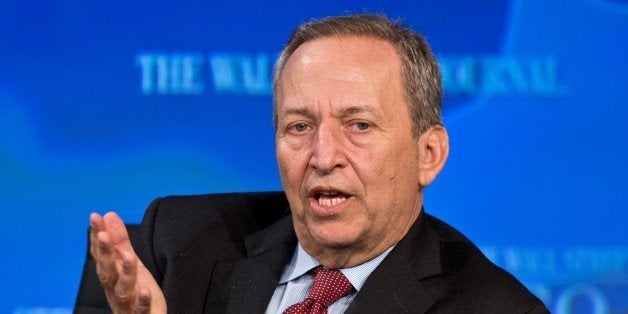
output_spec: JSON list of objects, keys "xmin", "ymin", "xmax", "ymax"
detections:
[{"xmin": 278, "ymin": 243, "xmax": 395, "ymax": 292}]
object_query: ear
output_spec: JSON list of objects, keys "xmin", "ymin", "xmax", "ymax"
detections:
[{"xmin": 417, "ymin": 125, "xmax": 449, "ymax": 186}]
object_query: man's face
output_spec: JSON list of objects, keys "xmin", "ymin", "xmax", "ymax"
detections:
[{"xmin": 275, "ymin": 36, "xmax": 424, "ymax": 267}]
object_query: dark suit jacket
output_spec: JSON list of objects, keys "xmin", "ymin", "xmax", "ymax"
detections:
[{"xmin": 76, "ymin": 192, "xmax": 548, "ymax": 313}]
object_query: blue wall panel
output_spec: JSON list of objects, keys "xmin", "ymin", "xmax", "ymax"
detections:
[{"xmin": 0, "ymin": 1, "xmax": 626, "ymax": 312}]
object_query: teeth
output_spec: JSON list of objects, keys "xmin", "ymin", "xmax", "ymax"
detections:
[{"xmin": 317, "ymin": 194, "xmax": 347, "ymax": 207}]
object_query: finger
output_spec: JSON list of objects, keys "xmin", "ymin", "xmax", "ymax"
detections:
[
  {"xmin": 137, "ymin": 287, "xmax": 152, "ymax": 314},
  {"xmin": 102, "ymin": 212, "xmax": 133, "ymax": 251},
  {"xmin": 89, "ymin": 213, "xmax": 105, "ymax": 257},
  {"xmin": 113, "ymin": 251, "xmax": 138, "ymax": 308},
  {"xmin": 95, "ymin": 231, "xmax": 119, "ymax": 291},
  {"xmin": 90, "ymin": 212, "xmax": 105, "ymax": 232}
]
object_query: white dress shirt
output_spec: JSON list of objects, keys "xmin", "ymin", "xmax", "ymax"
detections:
[{"xmin": 265, "ymin": 243, "xmax": 394, "ymax": 313}]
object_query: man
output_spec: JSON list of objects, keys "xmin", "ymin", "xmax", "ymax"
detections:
[{"xmin": 88, "ymin": 14, "xmax": 548, "ymax": 313}]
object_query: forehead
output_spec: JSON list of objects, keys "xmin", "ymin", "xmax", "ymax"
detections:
[
  {"xmin": 277, "ymin": 36, "xmax": 404, "ymax": 111},
  {"xmin": 282, "ymin": 36, "xmax": 401, "ymax": 83}
]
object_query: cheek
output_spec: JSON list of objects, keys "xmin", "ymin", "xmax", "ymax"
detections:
[
  {"xmin": 353, "ymin": 148, "xmax": 396, "ymax": 184},
  {"xmin": 354, "ymin": 142, "xmax": 419, "ymax": 203},
  {"xmin": 348, "ymin": 147, "xmax": 377, "ymax": 173},
  {"xmin": 276, "ymin": 143, "xmax": 308, "ymax": 189},
  {"xmin": 277, "ymin": 146, "xmax": 307, "ymax": 221}
]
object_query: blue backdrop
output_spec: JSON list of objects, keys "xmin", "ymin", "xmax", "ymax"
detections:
[{"xmin": 1, "ymin": 1, "xmax": 626, "ymax": 313}]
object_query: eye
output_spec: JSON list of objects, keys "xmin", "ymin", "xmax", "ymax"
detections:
[
  {"xmin": 351, "ymin": 121, "xmax": 371, "ymax": 132},
  {"xmin": 356, "ymin": 122, "xmax": 370, "ymax": 131},
  {"xmin": 290, "ymin": 122, "xmax": 310, "ymax": 133}
]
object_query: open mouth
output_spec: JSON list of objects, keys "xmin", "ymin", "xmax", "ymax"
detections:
[{"xmin": 314, "ymin": 190, "xmax": 349, "ymax": 207}]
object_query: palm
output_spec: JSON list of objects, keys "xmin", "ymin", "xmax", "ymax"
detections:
[{"xmin": 91, "ymin": 212, "xmax": 167, "ymax": 313}]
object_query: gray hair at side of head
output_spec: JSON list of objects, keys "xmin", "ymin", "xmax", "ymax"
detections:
[{"xmin": 272, "ymin": 14, "xmax": 443, "ymax": 137}]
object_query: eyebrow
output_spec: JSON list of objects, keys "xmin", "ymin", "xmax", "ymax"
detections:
[
  {"xmin": 280, "ymin": 105, "xmax": 380, "ymax": 120},
  {"xmin": 342, "ymin": 105, "xmax": 377, "ymax": 116},
  {"xmin": 283, "ymin": 108, "xmax": 312, "ymax": 117}
]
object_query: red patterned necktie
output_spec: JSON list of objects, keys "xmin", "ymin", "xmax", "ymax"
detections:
[{"xmin": 283, "ymin": 266, "xmax": 354, "ymax": 314}]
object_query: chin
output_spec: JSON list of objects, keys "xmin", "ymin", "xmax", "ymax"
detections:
[{"xmin": 309, "ymin": 221, "xmax": 362, "ymax": 249}]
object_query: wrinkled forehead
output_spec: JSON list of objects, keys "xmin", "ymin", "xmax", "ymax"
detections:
[
  {"xmin": 273, "ymin": 35, "xmax": 405, "ymax": 127},
  {"xmin": 277, "ymin": 36, "xmax": 403, "ymax": 104},
  {"xmin": 285, "ymin": 36, "xmax": 399, "ymax": 76},
  {"xmin": 273, "ymin": 36, "xmax": 410, "ymax": 130}
]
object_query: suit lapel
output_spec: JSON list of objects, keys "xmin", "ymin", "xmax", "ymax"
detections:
[
  {"xmin": 346, "ymin": 212, "xmax": 443, "ymax": 313},
  {"xmin": 224, "ymin": 215, "xmax": 297, "ymax": 314},
  {"xmin": 213, "ymin": 210, "xmax": 445, "ymax": 313}
]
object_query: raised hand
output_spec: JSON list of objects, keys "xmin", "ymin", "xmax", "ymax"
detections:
[{"xmin": 90, "ymin": 212, "xmax": 167, "ymax": 313}]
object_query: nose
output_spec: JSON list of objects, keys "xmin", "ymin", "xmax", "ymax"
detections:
[{"xmin": 309, "ymin": 123, "xmax": 346, "ymax": 174}]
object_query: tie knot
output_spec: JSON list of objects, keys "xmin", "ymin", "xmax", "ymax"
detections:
[{"xmin": 307, "ymin": 266, "xmax": 354, "ymax": 307}]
